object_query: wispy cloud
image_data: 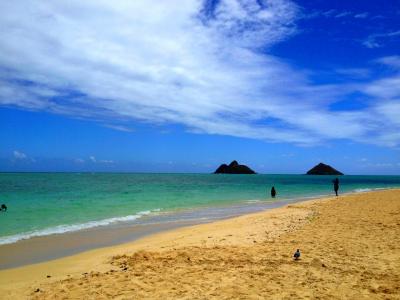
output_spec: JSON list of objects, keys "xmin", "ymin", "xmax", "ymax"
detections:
[
  {"xmin": 363, "ymin": 30, "xmax": 400, "ymax": 48},
  {"xmin": 376, "ymin": 56, "xmax": 400, "ymax": 69},
  {"xmin": 311, "ymin": 9, "xmax": 370, "ymax": 20},
  {"xmin": 354, "ymin": 12, "xmax": 369, "ymax": 19},
  {"xmin": 100, "ymin": 159, "xmax": 114, "ymax": 164},
  {"xmin": 335, "ymin": 68, "xmax": 371, "ymax": 79},
  {"xmin": 372, "ymin": 162, "xmax": 394, "ymax": 168},
  {"xmin": 0, "ymin": 1, "xmax": 399, "ymax": 147},
  {"xmin": 87, "ymin": 156, "xmax": 113, "ymax": 164},
  {"xmin": 335, "ymin": 11, "xmax": 352, "ymax": 18},
  {"xmin": 321, "ymin": 9, "xmax": 337, "ymax": 18},
  {"xmin": 102, "ymin": 124, "xmax": 134, "ymax": 132}
]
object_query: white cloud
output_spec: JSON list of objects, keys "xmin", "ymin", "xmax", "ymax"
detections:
[
  {"xmin": 374, "ymin": 163, "xmax": 393, "ymax": 167},
  {"xmin": 364, "ymin": 77, "xmax": 400, "ymax": 99},
  {"xmin": 100, "ymin": 159, "xmax": 114, "ymax": 164},
  {"xmin": 316, "ymin": 10, "xmax": 369, "ymax": 20},
  {"xmin": 354, "ymin": 12, "xmax": 369, "ymax": 19},
  {"xmin": 102, "ymin": 124, "xmax": 134, "ymax": 132},
  {"xmin": 87, "ymin": 156, "xmax": 113, "ymax": 164},
  {"xmin": 374, "ymin": 101, "xmax": 400, "ymax": 125},
  {"xmin": 0, "ymin": 1, "xmax": 399, "ymax": 147},
  {"xmin": 376, "ymin": 56, "xmax": 400, "ymax": 69},
  {"xmin": 12, "ymin": 150, "xmax": 36, "ymax": 163},
  {"xmin": 13, "ymin": 150, "xmax": 27, "ymax": 160},
  {"xmin": 363, "ymin": 30, "xmax": 400, "ymax": 48},
  {"xmin": 335, "ymin": 11, "xmax": 352, "ymax": 18},
  {"xmin": 363, "ymin": 39, "xmax": 381, "ymax": 49},
  {"xmin": 322, "ymin": 9, "xmax": 337, "ymax": 17},
  {"xmin": 335, "ymin": 68, "xmax": 371, "ymax": 79}
]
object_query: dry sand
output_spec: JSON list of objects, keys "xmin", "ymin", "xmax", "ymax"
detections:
[{"xmin": 0, "ymin": 189, "xmax": 399, "ymax": 299}]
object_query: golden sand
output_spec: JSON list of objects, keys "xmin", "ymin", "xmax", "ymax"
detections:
[{"xmin": 1, "ymin": 189, "xmax": 399, "ymax": 299}]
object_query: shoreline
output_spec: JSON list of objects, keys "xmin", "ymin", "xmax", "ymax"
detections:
[
  {"xmin": 0, "ymin": 195, "xmax": 314, "ymax": 269},
  {"xmin": 2, "ymin": 173, "xmax": 399, "ymax": 248},
  {"xmin": 0, "ymin": 187, "xmax": 391, "ymax": 269},
  {"xmin": 0, "ymin": 189, "xmax": 399, "ymax": 299}
]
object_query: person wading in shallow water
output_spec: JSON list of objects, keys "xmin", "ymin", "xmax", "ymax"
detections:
[
  {"xmin": 333, "ymin": 178, "xmax": 339, "ymax": 196},
  {"xmin": 271, "ymin": 186, "xmax": 276, "ymax": 198},
  {"xmin": 1, "ymin": 204, "xmax": 7, "ymax": 212}
]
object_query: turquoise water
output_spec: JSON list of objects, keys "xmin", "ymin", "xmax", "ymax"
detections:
[{"xmin": 0, "ymin": 173, "xmax": 399, "ymax": 244}]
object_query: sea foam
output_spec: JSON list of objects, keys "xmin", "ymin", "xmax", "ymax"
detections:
[
  {"xmin": 0, "ymin": 209, "xmax": 160, "ymax": 245},
  {"xmin": 353, "ymin": 187, "xmax": 387, "ymax": 193},
  {"xmin": 354, "ymin": 188, "xmax": 372, "ymax": 193}
]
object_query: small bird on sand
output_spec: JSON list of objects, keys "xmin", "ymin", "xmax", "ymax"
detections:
[{"xmin": 293, "ymin": 249, "xmax": 300, "ymax": 260}]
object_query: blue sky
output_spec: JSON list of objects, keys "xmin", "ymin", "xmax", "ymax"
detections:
[{"xmin": 0, "ymin": 0, "xmax": 399, "ymax": 174}]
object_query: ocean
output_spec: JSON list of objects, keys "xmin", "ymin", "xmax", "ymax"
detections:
[{"xmin": 0, "ymin": 173, "xmax": 399, "ymax": 245}]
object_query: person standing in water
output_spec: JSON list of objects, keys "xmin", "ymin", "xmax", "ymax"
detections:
[
  {"xmin": 333, "ymin": 178, "xmax": 339, "ymax": 196},
  {"xmin": 271, "ymin": 186, "xmax": 276, "ymax": 198}
]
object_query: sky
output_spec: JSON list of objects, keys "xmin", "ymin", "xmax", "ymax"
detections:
[{"xmin": 0, "ymin": 0, "xmax": 400, "ymax": 174}]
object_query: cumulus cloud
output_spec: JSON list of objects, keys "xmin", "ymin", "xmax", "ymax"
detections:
[
  {"xmin": 12, "ymin": 150, "xmax": 36, "ymax": 163},
  {"xmin": 0, "ymin": 0, "xmax": 399, "ymax": 147},
  {"xmin": 89, "ymin": 156, "xmax": 96, "ymax": 163},
  {"xmin": 13, "ymin": 150, "xmax": 27, "ymax": 160}
]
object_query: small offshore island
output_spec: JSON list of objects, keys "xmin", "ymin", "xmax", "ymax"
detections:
[
  {"xmin": 306, "ymin": 162, "xmax": 343, "ymax": 175},
  {"xmin": 213, "ymin": 161, "xmax": 343, "ymax": 175},
  {"xmin": 214, "ymin": 160, "xmax": 256, "ymax": 174}
]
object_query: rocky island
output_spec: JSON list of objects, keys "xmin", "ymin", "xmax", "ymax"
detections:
[
  {"xmin": 306, "ymin": 162, "xmax": 343, "ymax": 175},
  {"xmin": 214, "ymin": 160, "xmax": 256, "ymax": 174}
]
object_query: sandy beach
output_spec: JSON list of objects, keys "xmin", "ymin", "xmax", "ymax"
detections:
[{"xmin": 1, "ymin": 189, "xmax": 399, "ymax": 299}]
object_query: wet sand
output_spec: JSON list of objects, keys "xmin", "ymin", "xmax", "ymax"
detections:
[
  {"xmin": 0, "ymin": 189, "xmax": 399, "ymax": 299},
  {"xmin": 0, "ymin": 198, "xmax": 297, "ymax": 269},
  {"xmin": 0, "ymin": 221, "xmax": 200, "ymax": 269}
]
